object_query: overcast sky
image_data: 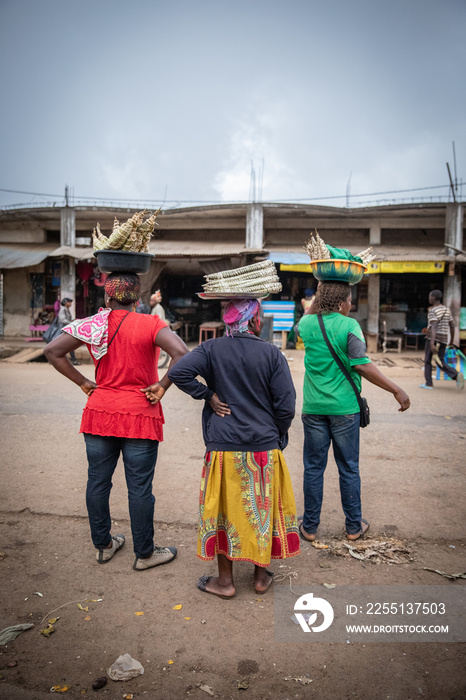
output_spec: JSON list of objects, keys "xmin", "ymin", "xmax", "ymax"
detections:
[{"xmin": 0, "ymin": 0, "xmax": 465, "ymax": 210}]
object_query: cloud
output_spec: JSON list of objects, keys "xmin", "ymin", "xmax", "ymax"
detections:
[{"xmin": 212, "ymin": 103, "xmax": 308, "ymax": 202}]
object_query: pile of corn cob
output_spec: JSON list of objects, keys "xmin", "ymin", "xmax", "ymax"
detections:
[
  {"xmin": 305, "ymin": 230, "xmax": 376, "ymax": 266},
  {"xmin": 92, "ymin": 209, "xmax": 160, "ymax": 253},
  {"xmin": 203, "ymin": 259, "xmax": 282, "ymax": 294},
  {"xmin": 304, "ymin": 230, "xmax": 331, "ymax": 260},
  {"xmin": 355, "ymin": 247, "xmax": 377, "ymax": 266}
]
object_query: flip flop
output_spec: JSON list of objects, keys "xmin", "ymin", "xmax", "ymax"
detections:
[
  {"xmin": 197, "ymin": 575, "xmax": 235, "ymax": 599},
  {"xmin": 254, "ymin": 569, "xmax": 274, "ymax": 594},
  {"xmin": 346, "ymin": 519, "xmax": 370, "ymax": 541},
  {"xmin": 299, "ymin": 523, "xmax": 316, "ymax": 542}
]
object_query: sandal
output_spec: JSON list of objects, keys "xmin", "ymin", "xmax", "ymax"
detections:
[
  {"xmin": 346, "ymin": 519, "xmax": 370, "ymax": 541},
  {"xmin": 197, "ymin": 575, "xmax": 235, "ymax": 599},
  {"xmin": 299, "ymin": 523, "xmax": 316, "ymax": 542}
]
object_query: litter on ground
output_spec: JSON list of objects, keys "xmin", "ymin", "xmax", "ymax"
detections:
[
  {"xmin": 423, "ymin": 568, "xmax": 466, "ymax": 580},
  {"xmin": 0, "ymin": 623, "xmax": 34, "ymax": 645},
  {"xmin": 319, "ymin": 537, "xmax": 413, "ymax": 565}
]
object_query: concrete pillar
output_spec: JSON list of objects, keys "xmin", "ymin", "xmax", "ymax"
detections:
[
  {"xmin": 60, "ymin": 258, "xmax": 76, "ymax": 315},
  {"xmin": 445, "ymin": 203, "xmax": 464, "ymax": 254},
  {"xmin": 366, "ymin": 274, "xmax": 380, "ymax": 353},
  {"xmin": 444, "ymin": 267, "xmax": 461, "ymax": 346},
  {"xmin": 60, "ymin": 206, "xmax": 76, "ymax": 247},
  {"xmin": 369, "ymin": 223, "xmax": 381, "ymax": 245},
  {"xmin": 60, "ymin": 207, "xmax": 76, "ymax": 315},
  {"xmin": 444, "ymin": 203, "xmax": 463, "ymax": 344},
  {"xmin": 246, "ymin": 203, "xmax": 263, "ymax": 250}
]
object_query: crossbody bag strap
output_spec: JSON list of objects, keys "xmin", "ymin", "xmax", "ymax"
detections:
[
  {"xmin": 96, "ymin": 311, "xmax": 130, "ymax": 376},
  {"xmin": 317, "ymin": 314, "xmax": 365, "ymax": 412}
]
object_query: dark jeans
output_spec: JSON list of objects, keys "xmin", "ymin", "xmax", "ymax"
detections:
[
  {"xmin": 83, "ymin": 434, "xmax": 159, "ymax": 557},
  {"xmin": 424, "ymin": 340, "xmax": 457, "ymax": 386},
  {"xmin": 302, "ymin": 413, "xmax": 361, "ymax": 535}
]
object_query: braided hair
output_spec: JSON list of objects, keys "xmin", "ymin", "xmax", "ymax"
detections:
[
  {"xmin": 312, "ymin": 281, "xmax": 351, "ymax": 314},
  {"xmin": 105, "ymin": 272, "xmax": 141, "ymax": 304}
]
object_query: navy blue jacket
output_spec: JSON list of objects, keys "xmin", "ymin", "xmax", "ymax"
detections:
[{"xmin": 168, "ymin": 333, "xmax": 296, "ymax": 452}]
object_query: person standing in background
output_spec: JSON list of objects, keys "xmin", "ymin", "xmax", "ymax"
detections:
[
  {"xmin": 420, "ymin": 289, "xmax": 464, "ymax": 390},
  {"xmin": 58, "ymin": 298, "xmax": 80, "ymax": 365},
  {"xmin": 301, "ymin": 288, "xmax": 315, "ymax": 314},
  {"xmin": 150, "ymin": 290, "xmax": 166, "ymax": 321},
  {"xmin": 53, "ymin": 293, "xmax": 61, "ymax": 318}
]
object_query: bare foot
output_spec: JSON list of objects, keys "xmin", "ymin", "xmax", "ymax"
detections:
[
  {"xmin": 197, "ymin": 575, "xmax": 236, "ymax": 598},
  {"xmin": 254, "ymin": 568, "xmax": 274, "ymax": 593}
]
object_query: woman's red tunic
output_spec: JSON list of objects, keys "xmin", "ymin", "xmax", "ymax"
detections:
[{"xmin": 80, "ymin": 310, "xmax": 168, "ymax": 441}]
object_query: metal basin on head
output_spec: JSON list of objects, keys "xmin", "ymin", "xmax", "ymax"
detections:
[{"xmin": 94, "ymin": 250, "xmax": 153, "ymax": 275}]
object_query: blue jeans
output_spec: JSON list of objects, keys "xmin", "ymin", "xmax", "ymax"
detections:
[
  {"xmin": 83, "ymin": 434, "xmax": 159, "ymax": 558},
  {"xmin": 302, "ymin": 413, "xmax": 361, "ymax": 535}
]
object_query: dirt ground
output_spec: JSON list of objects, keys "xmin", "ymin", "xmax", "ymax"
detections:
[{"xmin": 0, "ymin": 347, "xmax": 465, "ymax": 700}]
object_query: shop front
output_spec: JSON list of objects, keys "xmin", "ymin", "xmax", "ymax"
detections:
[
  {"xmin": 267, "ymin": 253, "xmax": 463, "ymax": 353},
  {"xmin": 368, "ymin": 261, "xmax": 446, "ymax": 352}
]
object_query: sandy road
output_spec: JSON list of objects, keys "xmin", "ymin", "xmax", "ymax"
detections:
[{"xmin": 0, "ymin": 352, "xmax": 465, "ymax": 699}]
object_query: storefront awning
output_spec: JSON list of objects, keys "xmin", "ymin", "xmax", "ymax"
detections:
[
  {"xmin": 0, "ymin": 244, "xmax": 57, "ymax": 269},
  {"xmin": 147, "ymin": 241, "xmax": 267, "ymax": 258},
  {"xmin": 49, "ymin": 246, "xmax": 94, "ymax": 260},
  {"xmin": 267, "ymin": 251, "xmax": 309, "ymax": 265},
  {"xmin": 269, "ymin": 246, "xmax": 464, "ymax": 274},
  {"xmin": 366, "ymin": 260, "xmax": 445, "ymax": 273}
]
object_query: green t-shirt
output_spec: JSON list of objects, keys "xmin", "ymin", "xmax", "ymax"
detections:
[{"xmin": 298, "ymin": 313, "xmax": 371, "ymax": 415}]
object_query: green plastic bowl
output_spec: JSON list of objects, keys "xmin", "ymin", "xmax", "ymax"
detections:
[{"xmin": 309, "ymin": 259, "xmax": 368, "ymax": 285}]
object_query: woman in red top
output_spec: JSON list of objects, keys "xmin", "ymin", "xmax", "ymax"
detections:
[{"xmin": 44, "ymin": 273, "xmax": 189, "ymax": 570}]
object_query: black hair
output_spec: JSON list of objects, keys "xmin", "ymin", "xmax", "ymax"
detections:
[
  {"xmin": 311, "ymin": 282, "xmax": 351, "ymax": 314},
  {"xmin": 430, "ymin": 289, "xmax": 442, "ymax": 301},
  {"xmin": 61, "ymin": 298, "xmax": 73, "ymax": 305}
]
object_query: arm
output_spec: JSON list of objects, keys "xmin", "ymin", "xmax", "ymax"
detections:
[
  {"xmin": 430, "ymin": 320, "xmax": 438, "ymax": 352},
  {"xmin": 167, "ymin": 345, "xmax": 230, "ymax": 417},
  {"xmin": 449, "ymin": 319, "xmax": 456, "ymax": 346},
  {"xmin": 43, "ymin": 333, "xmax": 96, "ymax": 396},
  {"xmin": 141, "ymin": 326, "xmax": 190, "ymax": 404},
  {"xmin": 353, "ymin": 362, "xmax": 410, "ymax": 412},
  {"xmin": 167, "ymin": 345, "xmax": 214, "ymax": 401}
]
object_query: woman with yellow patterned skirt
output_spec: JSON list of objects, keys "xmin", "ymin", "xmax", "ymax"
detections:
[{"xmin": 168, "ymin": 298, "xmax": 300, "ymax": 598}]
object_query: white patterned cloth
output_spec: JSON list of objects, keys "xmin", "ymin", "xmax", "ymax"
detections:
[{"xmin": 62, "ymin": 308, "xmax": 111, "ymax": 360}]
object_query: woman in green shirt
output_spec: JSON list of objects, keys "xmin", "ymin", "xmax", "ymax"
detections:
[{"xmin": 298, "ymin": 282, "xmax": 410, "ymax": 542}]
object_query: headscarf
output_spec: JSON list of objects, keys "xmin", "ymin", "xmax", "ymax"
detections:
[
  {"xmin": 62, "ymin": 273, "xmax": 142, "ymax": 360},
  {"xmin": 222, "ymin": 298, "xmax": 261, "ymax": 336},
  {"xmin": 105, "ymin": 272, "xmax": 140, "ymax": 304}
]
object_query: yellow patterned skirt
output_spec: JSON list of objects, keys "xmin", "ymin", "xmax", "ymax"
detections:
[{"xmin": 197, "ymin": 450, "xmax": 300, "ymax": 567}]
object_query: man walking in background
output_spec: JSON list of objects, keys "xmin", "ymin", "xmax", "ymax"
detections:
[{"xmin": 420, "ymin": 289, "xmax": 464, "ymax": 390}]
